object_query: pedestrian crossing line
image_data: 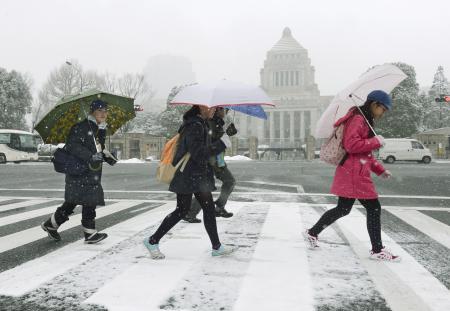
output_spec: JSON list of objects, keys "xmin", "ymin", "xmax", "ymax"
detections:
[
  {"xmin": 0, "ymin": 204, "xmax": 62, "ymax": 227},
  {"xmin": 387, "ymin": 209, "xmax": 450, "ymax": 249},
  {"xmin": 0, "ymin": 201, "xmax": 141, "ymax": 254},
  {"xmin": 0, "ymin": 199, "xmax": 51, "ymax": 212},
  {"xmin": 85, "ymin": 203, "xmax": 245, "ymax": 311},
  {"xmin": 337, "ymin": 208, "xmax": 450, "ymax": 311},
  {"xmin": 0, "ymin": 202, "xmax": 173, "ymax": 297},
  {"xmin": 233, "ymin": 203, "xmax": 314, "ymax": 311}
]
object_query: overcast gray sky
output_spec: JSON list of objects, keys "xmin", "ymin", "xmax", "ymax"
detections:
[{"xmin": 1, "ymin": 0, "xmax": 449, "ymax": 96}]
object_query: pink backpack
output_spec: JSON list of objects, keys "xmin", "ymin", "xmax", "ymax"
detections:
[{"xmin": 320, "ymin": 124, "xmax": 346, "ymax": 166}]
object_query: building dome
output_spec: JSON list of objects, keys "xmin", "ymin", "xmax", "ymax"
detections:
[{"xmin": 271, "ymin": 27, "xmax": 304, "ymax": 52}]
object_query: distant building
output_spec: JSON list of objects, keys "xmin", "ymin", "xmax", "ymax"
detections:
[
  {"xmin": 414, "ymin": 127, "xmax": 450, "ymax": 159},
  {"xmin": 109, "ymin": 132, "xmax": 166, "ymax": 160},
  {"xmin": 234, "ymin": 27, "xmax": 332, "ymax": 148}
]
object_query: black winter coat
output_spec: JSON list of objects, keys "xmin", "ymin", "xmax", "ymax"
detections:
[
  {"xmin": 169, "ymin": 115, "xmax": 226, "ymax": 194},
  {"xmin": 64, "ymin": 119, "xmax": 106, "ymax": 206}
]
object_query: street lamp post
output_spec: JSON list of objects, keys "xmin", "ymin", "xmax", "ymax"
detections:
[{"xmin": 65, "ymin": 61, "xmax": 83, "ymax": 92}]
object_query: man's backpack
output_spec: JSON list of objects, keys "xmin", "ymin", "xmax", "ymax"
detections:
[
  {"xmin": 156, "ymin": 133, "xmax": 190, "ymax": 184},
  {"xmin": 320, "ymin": 124, "xmax": 347, "ymax": 166}
]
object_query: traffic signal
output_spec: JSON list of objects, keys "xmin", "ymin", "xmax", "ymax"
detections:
[{"xmin": 435, "ymin": 95, "xmax": 450, "ymax": 102}]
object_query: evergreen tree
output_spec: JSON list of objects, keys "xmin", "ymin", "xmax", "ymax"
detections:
[
  {"xmin": 157, "ymin": 85, "xmax": 190, "ymax": 138},
  {"xmin": 377, "ymin": 62, "xmax": 421, "ymax": 138},
  {"xmin": 0, "ymin": 68, "xmax": 33, "ymax": 130},
  {"xmin": 425, "ymin": 66, "xmax": 450, "ymax": 129}
]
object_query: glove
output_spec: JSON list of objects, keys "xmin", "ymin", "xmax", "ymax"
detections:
[
  {"xmin": 90, "ymin": 152, "xmax": 104, "ymax": 164},
  {"xmin": 375, "ymin": 135, "xmax": 385, "ymax": 147},
  {"xmin": 226, "ymin": 123, "xmax": 238, "ymax": 136},
  {"xmin": 220, "ymin": 134, "xmax": 232, "ymax": 148},
  {"xmin": 381, "ymin": 170, "xmax": 392, "ymax": 179}
]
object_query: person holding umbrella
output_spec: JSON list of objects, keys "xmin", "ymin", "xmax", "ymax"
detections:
[
  {"xmin": 183, "ymin": 107, "xmax": 237, "ymax": 223},
  {"xmin": 41, "ymin": 99, "xmax": 115, "ymax": 244},
  {"xmin": 144, "ymin": 105, "xmax": 237, "ymax": 259},
  {"xmin": 304, "ymin": 90, "xmax": 400, "ymax": 262}
]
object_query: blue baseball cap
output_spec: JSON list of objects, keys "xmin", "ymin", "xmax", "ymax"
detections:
[
  {"xmin": 90, "ymin": 99, "xmax": 108, "ymax": 112},
  {"xmin": 367, "ymin": 90, "xmax": 392, "ymax": 110}
]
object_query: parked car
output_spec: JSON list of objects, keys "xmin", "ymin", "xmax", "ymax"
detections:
[{"xmin": 378, "ymin": 139, "xmax": 432, "ymax": 164}]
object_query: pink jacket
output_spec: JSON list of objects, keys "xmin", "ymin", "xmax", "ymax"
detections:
[{"xmin": 330, "ymin": 109, "xmax": 386, "ymax": 199}]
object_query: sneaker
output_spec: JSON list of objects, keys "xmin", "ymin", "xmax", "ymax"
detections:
[
  {"xmin": 303, "ymin": 230, "xmax": 319, "ymax": 249},
  {"xmin": 182, "ymin": 216, "xmax": 202, "ymax": 223},
  {"xmin": 369, "ymin": 247, "xmax": 401, "ymax": 262},
  {"xmin": 143, "ymin": 239, "xmax": 165, "ymax": 259},
  {"xmin": 215, "ymin": 207, "xmax": 233, "ymax": 218},
  {"xmin": 211, "ymin": 244, "xmax": 238, "ymax": 257},
  {"xmin": 84, "ymin": 231, "xmax": 108, "ymax": 244},
  {"xmin": 41, "ymin": 219, "xmax": 61, "ymax": 241}
]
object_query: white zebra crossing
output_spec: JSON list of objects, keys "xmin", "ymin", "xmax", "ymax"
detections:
[
  {"xmin": 0, "ymin": 198, "xmax": 52, "ymax": 212},
  {"xmin": 0, "ymin": 204, "xmax": 61, "ymax": 226}
]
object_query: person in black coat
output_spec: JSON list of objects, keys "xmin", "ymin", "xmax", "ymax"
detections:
[
  {"xmin": 41, "ymin": 100, "xmax": 116, "ymax": 244},
  {"xmin": 144, "ymin": 105, "xmax": 237, "ymax": 259},
  {"xmin": 183, "ymin": 107, "xmax": 237, "ymax": 223}
]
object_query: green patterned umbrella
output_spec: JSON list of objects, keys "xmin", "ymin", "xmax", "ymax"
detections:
[{"xmin": 35, "ymin": 89, "xmax": 135, "ymax": 144}]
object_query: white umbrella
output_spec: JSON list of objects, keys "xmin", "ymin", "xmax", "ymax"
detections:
[
  {"xmin": 170, "ymin": 80, "xmax": 275, "ymax": 108},
  {"xmin": 314, "ymin": 64, "xmax": 408, "ymax": 138}
]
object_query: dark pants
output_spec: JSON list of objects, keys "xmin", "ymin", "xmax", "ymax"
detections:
[
  {"xmin": 54, "ymin": 202, "xmax": 97, "ymax": 229},
  {"xmin": 187, "ymin": 166, "xmax": 236, "ymax": 218},
  {"xmin": 309, "ymin": 197, "xmax": 383, "ymax": 253},
  {"xmin": 150, "ymin": 192, "xmax": 221, "ymax": 249}
]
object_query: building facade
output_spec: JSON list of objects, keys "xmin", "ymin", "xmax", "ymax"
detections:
[
  {"xmin": 414, "ymin": 127, "xmax": 450, "ymax": 159},
  {"xmin": 109, "ymin": 132, "xmax": 166, "ymax": 160},
  {"xmin": 234, "ymin": 27, "xmax": 331, "ymax": 149}
]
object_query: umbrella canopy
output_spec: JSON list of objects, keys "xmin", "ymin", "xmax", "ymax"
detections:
[
  {"xmin": 315, "ymin": 64, "xmax": 407, "ymax": 138},
  {"xmin": 170, "ymin": 80, "xmax": 275, "ymax": 108},
  {"xmin": 35, "ymin": 89, "xmax": 135, "ymax": 144},
  {"xmin": 228, "ymin": 104, "xmax": 268, "ymax": 120}
]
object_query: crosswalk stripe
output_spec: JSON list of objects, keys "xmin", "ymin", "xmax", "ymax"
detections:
[
  {"xmin": 233, "ymin": 203, "xmax": 314, "ymax": 311},
  {"xmin": 85, "ymin": 204, "xmax": 244, "ymax": 311},
  {"xmin": 387, "ymin": 210, "xmax": 450, "ymax": 249},
  {"xmin": 0, "ymin": 201, "xmax": 139, "ymax": 253},
  {"xmin": 0, "ymin": 199, "xmax": 51, "ymax": 212},
  {"xmin": 0, "ymin": 202, "xmax": 172, "ymax": 297},
  {"xmin": 338, "ymin": 208, "xmax": 450, "ymax": 311},
  {"xmin": 0, "ymin": 204, "xmax": 61, "ymax": 227}
]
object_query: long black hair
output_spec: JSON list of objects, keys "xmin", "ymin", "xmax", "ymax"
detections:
[
  {"xmin": 356, "ymin": 100, "xmax": 376, "ymax": 137},
  {"xmin": 183, "ymin": 105, "xmax": 200, "ymax": 120}
]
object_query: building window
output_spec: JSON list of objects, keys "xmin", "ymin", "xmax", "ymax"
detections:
[
  {"xmin": 294, "ymin": 111, "xmax": 301, "ymax": 139},
  {"xmin": 284, "ymin": 112, "xmax": 290, "ymax": 139},
  {"xmin": 274, "ymin": 112, "xmax": 280, "ymax": 139},
  {"xmin": 264, "ymin": 112, "xmax": 270, "ymax": 139}
]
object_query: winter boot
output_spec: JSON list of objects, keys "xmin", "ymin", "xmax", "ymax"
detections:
[
  {"xmin": 84, "ymin": 231, "xmax": 108, "ymax": 244},
  {"xmin": 215, "ymin": 205, "xmax": 233, "ymax": 218},
  {"xmin": 41, "ymin": 215, "xmax": 61, "ymax": 241},
  {"xmin": 303, "ymin": 230, "xmax": 319, "ymax": 249},
  {"xmin": 182, "ymin": 216, "xmax": 202, "ymax": 223},
  {"xmin": 211, "ymin": 244, "xmax": 238, "ymax": 257},
  {"xmin": 143, "ymin": 239, "xmax": 165, "ymax": 259},
  {"xmin": 369, "ymin": 247, "xmax": 401, "ymax": 262}
]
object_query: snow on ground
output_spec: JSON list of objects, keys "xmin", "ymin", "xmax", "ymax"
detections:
[
  {"xmin": 224, "ymin": 155, "xmax": 252, "ymax": 161},
  {"xmin": 117, "ymin": 158, "xmax": 146, "ymax": 164}
]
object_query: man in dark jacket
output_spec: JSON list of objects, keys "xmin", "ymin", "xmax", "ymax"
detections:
[
  {"xmin": 183, "ymin": 107, "xmax": 237, "ymax": 223},
  {"xmin": 41, "ymin": 99, "xmax": 116, "ymax": 244}
]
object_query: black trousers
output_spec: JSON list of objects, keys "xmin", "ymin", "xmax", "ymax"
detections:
[
  {"xmin": 54, "ymin": 202, "xmax": 97, "ymax": 229},
  {"xmin": 187, "ymin": 165, "xmax": 236, "ymax": 218},
  {"xmin": 150, "ymin": 192, "xmax": 221, "ymax": 249},
  {"xmin": 309, "ymin": 197, "xmax": 383, "ymax": 253}
]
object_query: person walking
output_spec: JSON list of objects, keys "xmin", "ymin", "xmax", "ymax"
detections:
[
  {"xmin": 304, "ymin": 90, "xmax": 400, "ymax": 262},
  {"xmin": 183, "ymin": 107, "xmax": 237, "ymax": 223},
  {"xmin": 41, "ymin": 100, "xmax": 115, "ymax": 244},
  {"xmin": 144, "ymin": 105, "xmax": 237, "ymax": 259}
]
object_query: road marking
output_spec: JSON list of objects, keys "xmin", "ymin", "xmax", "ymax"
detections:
[
  {"xmin": 338, "ymin": 208, "xmax": 450, "ymax": 311},
  {"xmin": 0, "ymin": 199, "xmax": 51, "ymax": 212},
  {"xmin": 0, "ymin": 202, "xmax": 171, "ymax": 297},
  {"xmin": 387, "ymin": 209, "xmax": 450, "ymax": 249},
  {"xmin": 233, "ymin": 203, "xmax": 313, "ymax": 311},
  {"xmin": 0, "ymin": 204, "xmax": 61, "ymax": 227},
  {"xmin": 0, "ymin": 201, "xmax": 139, "ymax": 253}
]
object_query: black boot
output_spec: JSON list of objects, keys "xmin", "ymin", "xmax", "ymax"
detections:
[
  {"xmin": 82, "ymin": 219, "xmax": 107, "ymax": 244},
  {"xmin": 182, "ymin": 216, "xmax": 202, "ymax": 223},
  {"xmin": 41, "ymin": 216, "xmax": 61, "ymax": 241},
  {"xmin": 215, "ymin": 205, "xmax": 233, "ymax": 218}
]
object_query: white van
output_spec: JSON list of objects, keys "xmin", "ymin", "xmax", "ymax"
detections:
[
  {"xmin": 378, "ymin": 138, "xmax": 432, "ymax": 164},
  {"xmin": 0, "ymin": 129, "xmax": 39, "ymax": 163}
]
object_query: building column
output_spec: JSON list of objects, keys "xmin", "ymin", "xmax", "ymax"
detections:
[
  {"xmin": 300, "ymin": 111, "xmax": 305, "ymax": 142},
  {"xmin": 269, "ymin": 111, "xmax": 274, "ymax": 145},
  {"xmin": 280, "ymin": 111, "xmax": 285, "ymax": 142},
  {"xmin": 290, "ymin": 111, "xmax": 295, "ymax": 143}
]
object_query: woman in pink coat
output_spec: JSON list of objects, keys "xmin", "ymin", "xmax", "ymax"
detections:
[{"xmin": 305, "ymin": 90, "xmax": 400, "ymax": 262}]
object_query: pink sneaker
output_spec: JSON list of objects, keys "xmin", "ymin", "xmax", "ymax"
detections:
[
  {"xmin": 369, "ymin": 247, "xmax": 401, "ymax": 262},
  {"xmin": 303, "ymin": 230, "xmax": 319, "ymax": 249}
]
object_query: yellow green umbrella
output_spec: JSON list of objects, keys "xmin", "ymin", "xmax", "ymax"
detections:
[{"xmin": 35, "ymin": 89, "xmax": 135, "ymax": 144}]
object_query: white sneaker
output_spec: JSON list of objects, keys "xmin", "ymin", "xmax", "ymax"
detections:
[
  {"xmin": 369, "ymin": 247, "xmax": 401, "ymax": 262},
  {"xmin": 212, "ymin": 244, "xmax": 238, "ymax": 257},
  {"xmin": 143, "ymin": 239, "xmax": 165, "ymax": 260},
  {"xmin": 303, "ymin": 230, "xmax": 319, "ymax": 249}
]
